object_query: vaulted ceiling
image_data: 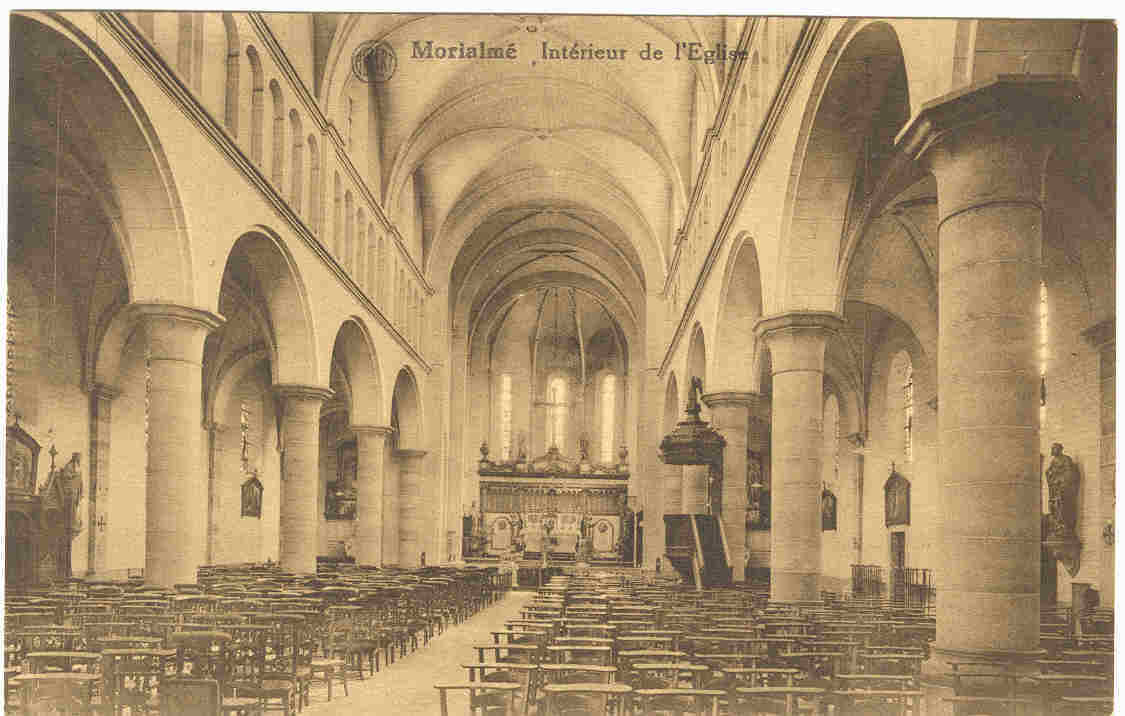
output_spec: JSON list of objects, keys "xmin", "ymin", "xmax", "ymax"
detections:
[{"xmin": 317, "ymin": 14, "xmax": 738, "ymax": 345}]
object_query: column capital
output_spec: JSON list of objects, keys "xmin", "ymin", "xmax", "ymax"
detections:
[
  {"xmin": 898, "ymin": 75, "xmax": 1087, "ymax": 166},
  {"xmin": 272, "ymin": 384, "xmax": 335, "ymax": 403},
  {"xmin": 898, "ymin": 75, "xmax": 1087, "ymax": 224},
  {"xmin": 132, "ymin": 303, "xmax": 224, "ymax": 362},
  {"xmin": 352, "ymin": 424, "xmax": 394, "ymax": 438},
  {"xmin": 755, "ymin": 311, "xmax": 844, "ymax": 342},
  {"xmin": 701, "ymin": 391, "xmax": 769, "ymax": 414},
  {"xmin": 129, "ymin": 302, "xmax": 225, "ymax": 332},
  {"xmin": 1081, "ymin": 317, "xmax": 1114, "ymax": 349}
]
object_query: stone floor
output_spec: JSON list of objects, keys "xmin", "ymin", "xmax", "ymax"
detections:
[{"xmin": 302, "ymin": 590, "xmax": 534, "ymax": 715}]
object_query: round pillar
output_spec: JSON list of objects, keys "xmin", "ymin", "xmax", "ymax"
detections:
[
  {"xmin": 704, "ymin": 392, "xmax": 755, "ymax": 582},
  {"xmin": 898, "ymin": 77, "xmax": 1085, "ymax": 687},
  {"xmin": 274, "ymin": 384, "xmax": 333, "ymax": 574},
  {"xmin": 353, "ymin": 425, "xmax": 392, "ymax": 566},
  {"xmin": 383, "ymin": 445, "xmax": 402, "ymax": 566},
  {"xmin": 756, "ymin": 312, "xmax": 842, "ymax": 601},
  {"xmin": 138, "ymin": 304, "xmax": 223, "ymax": 588}
]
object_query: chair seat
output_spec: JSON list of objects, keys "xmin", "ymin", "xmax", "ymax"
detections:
[{"xmin": 309, "ymin": 658, "xmax": 345, "ymax": 669}]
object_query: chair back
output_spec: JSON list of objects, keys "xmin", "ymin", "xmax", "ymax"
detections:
[{"xmin": 159, "ymin": 678, "xmax": 220, "ymax": 716}]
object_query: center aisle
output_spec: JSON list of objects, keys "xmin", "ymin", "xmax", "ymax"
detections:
[{"xmin": 302, "ymin": 590, "xmax": 535, "ymax": 715}]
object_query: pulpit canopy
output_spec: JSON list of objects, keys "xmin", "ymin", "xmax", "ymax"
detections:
[{"xmin": 659, "ymin": 376, "xmax": 725, "ymax": 465}]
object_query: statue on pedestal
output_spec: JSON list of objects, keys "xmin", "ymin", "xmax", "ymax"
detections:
[{"xmin": 1045, "ymin": 443, "xmax": 1080, "ymax": 539}]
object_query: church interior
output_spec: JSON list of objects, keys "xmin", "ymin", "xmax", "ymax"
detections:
[{"xmin": 5, "ymin": 12, "xmax": 1117, "ymax": 714}]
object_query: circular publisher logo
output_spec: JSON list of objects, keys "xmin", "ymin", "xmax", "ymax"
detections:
[{"xmin": 352, "ymin": 41, "xmax": 396, "ymax": 83}]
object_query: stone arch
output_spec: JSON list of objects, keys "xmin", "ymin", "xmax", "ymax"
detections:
[
  {"xmin": 215, "ymin": 228, "xmax": 318, "ymax": 386},
  {"xmin": 778, "ymin": 20, "xmax": 910, "ymax": 312},
  {"xmin": 12, "ymin": 13, "xmax": 195, "ymax": 307},
  {"xmin": 713, "ymin": 234, "xmax": 763, "ymax": 391},
  {"xmin": 391, "ymin": 366, "xmax": 423, "ymax": 450},
  {"xmin": 330, "ymin": 318, "xmax": 384, "ymax": 427}
]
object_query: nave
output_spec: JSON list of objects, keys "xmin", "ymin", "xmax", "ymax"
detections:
[{"xmin": 5, "ymin": 11, "xmax": 1117, "ymax": 715}]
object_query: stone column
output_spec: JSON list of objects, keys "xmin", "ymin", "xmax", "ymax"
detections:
[
  {"xmin": 704, "ymin": 392, "xmax": 753, "ymax": 581},
  {"xmin": 354, "ymin": 425, "xmax": 392, "ymax": 566},
  {"xmin": 274, "ymin": 384, "xmax": 333, "ymax": 574},
  {"xmin": 756, "ymin": 312, "xmax": 841, "ymax": 601},
  {"xmin": 898, "ymin": 77, "xmax": 1085, "ymax": 681},
  {"xmin": 383, "ymin": 445, "xmax": 402, "ymax": 566},
  {"xmin": 398, "ymin": 450, "xmax": 428, "ymax": 567},
  {"xmin": 1082, "ymin": 319, "xmax": 1114, "ymax": 607},
  {"xmin": 138, "ymin": 304, "xmax": 223, "ymax": 587},
  {"xmin": 87, "ymin": 383, "xmax": 120, "ymax": 577},
  {"xmin": 746, "ymin": 396, "xmax": 771, "ymax": 579}
]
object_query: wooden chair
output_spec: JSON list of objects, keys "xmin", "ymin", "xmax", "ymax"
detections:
[
  {"xmin": 832, "ymin": 687, "xmax": 923, "ymax": 716},
  {"xmin": 539, "ymin": 682, "xmax": 632, "ymax": 716},
  {"xmin": 633, "ymin": 688, "xmax": 724, "ymax": 716},
  {"xmin": 11, "ymin": 671, "xmax": 100, "ymax": 715},
  {"xmin": 464, "ymin": 663, "xmax": 542, "ymax": 716},
  {"xmin": 435, "ymin": 682, "xmax": 521, "ymax": 716},
  {"xmin": 102, "ymin": 648, "xmax": 177, "ymax": 715},
  {"xmin": 160, "ymin": 678, "xmax": 221, "ymax": 716},
  {"xmin": 733, "ymin": 686, "xmax": 826, "ymax": 715},
  {"xmin": 942, "ymin": 695, "xmax": 1040, "ymax": 716}
]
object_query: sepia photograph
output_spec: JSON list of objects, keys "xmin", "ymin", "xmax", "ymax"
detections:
[{"xmin": 4, "ymin": 10, "xmax": 1118, "ymax": 714}]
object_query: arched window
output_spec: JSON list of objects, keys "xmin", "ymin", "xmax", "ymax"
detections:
[
  {"xmin": 377, "ymin": 235, "xmax": 387, "ymax": 307},
  {"xmin": 890, "ymin": 351, "xmax": 913, "ymax": 462},
  {"xmin": 245, "ymin": 45, "xmax": 263, "ymax": 165},
  {"xmin": 600, "ymin": 374, "xmax": 616, "ymax": 464},
  {"xmin": 1040, "ymin": 280, "xmax": 1048, "ymax": 412},
  {"xmin": 269, "ymin": 80, "xmax": 284, "ymax": 187},
  {"xmin": 355, "ymin": 211, "xmax": 366, "ymax": 284},
  {"xmin": 239, "ymin": 399, "xmax": 251, "ymax": 471},
  {"xmin": 824, "ymin": 394, "xmax": 840, "ymax": 485},
  {"xmin": 499, "ymin": 373, "xmax": 513, "ymax": 460},
  {"xmin": 289, "ymin": 110, "xmax": 302, "ymax": 215},
  {"xmin": 307, "ymin": 135, "xmax": 320, "ymax": 233},
  {"xmin": 345, "ymin": 95, "xmax": 355, "ymax": 149},
  {"xmin": 366, "ymin": 225, "xmax": 376, "ymax": 295},
  {"xmin": 332, "ymin": 172, "xmax": 343, "ymax": 258},
  {"xmin": 546, "ymin": 377, "xmax": 568, "ymax": 450},
  {"xmin": 344, "ymin": 191, "xmax": 354, "ymax": 274},
  {"xmin": 221, "ymin": 14, "xmax": 239, "ymax": 134}
]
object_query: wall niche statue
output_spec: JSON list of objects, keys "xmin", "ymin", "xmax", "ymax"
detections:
[
  {"xmin": 884, "ymin": 466, "xmax": 910, "ymax": 527},
  {"xmin": 1044, "ymin": 442, "xmax": 1080, "ymax": 539},
  {"xmin": 821, "ymin": 489, "xmax": 837, "ymax": 531},
  {"xmin": 241, "ymin": 473, "xmax": 263, "ymax": 518}
]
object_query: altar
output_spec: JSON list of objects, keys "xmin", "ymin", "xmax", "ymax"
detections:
[{"xmin": 467, "ymin": 445, "xmax": 635, "ymax": 563}]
